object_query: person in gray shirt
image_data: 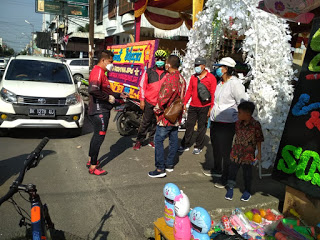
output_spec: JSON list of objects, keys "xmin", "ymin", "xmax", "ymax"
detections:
[{"xmin": 204, "ymin": 57, "xmax": 248, "ymax": 188}]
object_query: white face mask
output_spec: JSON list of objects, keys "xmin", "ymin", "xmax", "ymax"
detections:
[{"xmin": 106, "ymin": 63, "xmax": 114, "ymax": 72}]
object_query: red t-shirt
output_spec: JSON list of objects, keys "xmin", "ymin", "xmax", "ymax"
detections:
[{"xmin": 184, "ymin": 71, "xmax": 217, "ymax": 108}]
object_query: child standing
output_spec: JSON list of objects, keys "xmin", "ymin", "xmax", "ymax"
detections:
[{"xmin": 225, "ymin": 101, "xmax": 264, "ymax": 201}]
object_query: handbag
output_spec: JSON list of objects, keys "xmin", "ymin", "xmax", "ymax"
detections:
[
  {"xmin": 197, "ymin": 76, "xmax": 211, "ymax": 103},
  {"xmin": 164, "ymin": 78, "xmax": 185, "ymax": 124}
]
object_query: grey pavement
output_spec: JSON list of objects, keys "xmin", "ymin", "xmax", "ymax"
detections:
[{"xmin": 0, "ymin": 111, "xmax": 285, "ymax": 239}]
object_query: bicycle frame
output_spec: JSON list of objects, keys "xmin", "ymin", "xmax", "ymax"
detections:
[{"xmin": 0, "ymin": 137, "xmax": 52, "ymax": 240}]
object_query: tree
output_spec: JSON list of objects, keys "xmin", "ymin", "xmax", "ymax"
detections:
[{"xmin": 77, "ymin": 23, "xmax": 89, "ymax": 32}]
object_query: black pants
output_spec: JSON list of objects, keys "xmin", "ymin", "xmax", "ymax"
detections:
[
  {"xmin": 181, "ymin": 106, "xmax": 210, "ymax": 149},
  {"xmin": 136, "ymin": 101, "xmax": 157, "ymax": 142},
  {"xmin": 227, "ymin": 162, "xmax": 252, "ymax": 193},
  {"xmin": 88, "ymin": 111, "xmax": 110, "ymax": 165},
  {"xmin": 210, "ymin": 121, "xmax": 235, "ymax": 183}
]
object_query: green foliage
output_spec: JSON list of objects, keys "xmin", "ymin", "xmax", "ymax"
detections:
[
  {"xmin": 0, "ymin": 45, "xmax": 15, "ymax": 57},
  {"xmin": 77, "ymin": 23, "xmax": 89, "ymax": 32}
]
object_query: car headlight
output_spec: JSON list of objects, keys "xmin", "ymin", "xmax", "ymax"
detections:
[
  {"xmin": 0, "ymin": 88, "xmax": 17, "ymax": 103},
  {"xmin": 66, "ymin": 92, "xmax": 81, "ymax": 105}
]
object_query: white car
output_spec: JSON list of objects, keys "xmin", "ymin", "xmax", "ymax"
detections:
[
  {"xmin": 0, "ymin": 56, "xmax": 84, "ymax": 134},
  {"xmin": 0, "ymin": 59, "xmax": 7, "ymax": 70},
  {"xmin": 65, "ymin": 58, "xmax": 97, "ymax": 81}
]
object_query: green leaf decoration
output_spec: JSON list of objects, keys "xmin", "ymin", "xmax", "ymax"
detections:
[{"xmin": 310, "ymin": 28, "xmax": 320, "ymax": 52}]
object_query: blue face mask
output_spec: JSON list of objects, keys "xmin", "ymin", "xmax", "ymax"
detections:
[
  {"xmin": 195, "ymin": 66, "xmax": 203, "ymax": 74},
  {"xmin": 216, "ymin": 67, "xmax": 224, "ymax": 77},
  {"xmin": 155, "ymin": 61, "xmax": 165, "ymax": 68}
]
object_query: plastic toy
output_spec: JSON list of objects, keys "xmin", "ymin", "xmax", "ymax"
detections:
[
  {"xmin": 251, "ymin": 209, "xmax": 260, "ymax": 215},
  {"xmin": 259, "ymin": 209, "xmax": 266, "ymax": 218},
  {"xmin": 230, "ymin": 214, "xmax": 248, "ymax": 235},
  {"xmin": 282, "ymin": 218, "xmax": 300, "ymax": 226},
  {"xmin": 190, "ymin": 207, "xmax": 212, "ymax": 240},
  {"xmin": 163, "ymin": 183, "xmax": 180, "ymax": 227},
  {"xmin": 264, "ymin": 210, "xmax": 276, "ymax": 221},
  {"xmin": 245, "ymin": 211, "xmax": 254, "ymax": 220},
  {"xmin": 173, "ymin": 191, "xmax": 191, "ymax": 240},
  {"xmin": 252, "ymin": 214, "xmax": 262, "ymax": 223}
]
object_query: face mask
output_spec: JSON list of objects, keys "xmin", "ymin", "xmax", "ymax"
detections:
[
  {"xmin": 216, "ymin": 67, "xmax": 224, "ymax": 77},
  {"xmin": 106, "ymin": 63, "xmax": 114, "ymax": 72},
  {"xmin": 155, "ymin": 61, "xmax": 165, "ymax": 68},
  {"xmin": 195, "ymin": 66, "xmax": 203, "ymax": 74}
]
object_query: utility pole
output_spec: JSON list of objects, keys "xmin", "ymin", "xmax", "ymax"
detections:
[{"xmin": 89, "ymin": 0, "xmax": 94, "ymax": 71}]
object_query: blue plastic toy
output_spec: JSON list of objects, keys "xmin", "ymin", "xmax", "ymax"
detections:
[
  {"xmin": 190, "ymin": 207, "xmax": 212, "ymax": 240},
  {"xmin": 163, "ymin": 183, "xmax": 180, "ymax": 227}
]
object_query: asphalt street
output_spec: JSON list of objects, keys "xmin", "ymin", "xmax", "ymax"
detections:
[{"xmin": 0, "ymin": 111, "xmax": 285, "ymax": 240}]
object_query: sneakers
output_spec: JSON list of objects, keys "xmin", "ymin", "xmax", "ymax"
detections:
[
  {"xmin": 165, "ymin": 165, "xmax": 174, "ymax": 172},
  {"xmin": 214, "ymin": 182, "xmax": 226, "ymax": 189},
  {"xmin": 133, "ymin": 141, "xmax": 142, "ymax": 150},
  {"xmin": 148, "ymin": 141, "xmax": 155, "ymax": 148},
  {"xmin": 202, "ymin": 169, "xmax": 222, "ymax": 177},
  {"xmin": 178, "ymin": 146, "xmax": 189, "ymax": 152},
  {"xmin": 192, "ymin": 148, "xmax": 202, "ymax": 155},
  {"xmin": 241, "ymin": 191, "xmax": 251, "ymax": 201},
  {"xmin": 148, "ymin": 169, "xmax": 166, "ymax": 178},
  {"xmin": 225, "ymin": 188, "xmax": 233, "ymax": 200},
  {"xmin": 89, "ymin": 167, "xmax": 107, "ymax": 175},
  {"xmin": 86, "ymin": 160, "xmax": 100, "ymax": 168}
]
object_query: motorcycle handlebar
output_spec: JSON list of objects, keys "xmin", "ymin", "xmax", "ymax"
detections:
[{"xmin": 0, "ymin": 137, "xmax": 49, "ymax": 206}]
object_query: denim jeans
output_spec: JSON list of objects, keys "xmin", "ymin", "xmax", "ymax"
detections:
[{"xmin": 154, "ymin": 125, "xmax": 179, "ymax": 170}]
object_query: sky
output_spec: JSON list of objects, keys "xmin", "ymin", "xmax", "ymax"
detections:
[{"xmin": 0, "ymin": 0, "xmax": 43, "ymax": 52}]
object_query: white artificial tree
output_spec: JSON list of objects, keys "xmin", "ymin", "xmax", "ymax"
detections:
[{"xmin": 182, "ymin": 0, "xmax": 295, "ymax": 168}]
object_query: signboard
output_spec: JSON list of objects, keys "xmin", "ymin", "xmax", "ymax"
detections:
[
  {"xmin": 272, "ymin": 17, "xmax": 320, "ymax": 199},
  {"xmin": 108, "ymin": 40, "xmax": 159, "ymax": 99},
  {"xmin": 36, "ymin": 0, "xmax": 88, "ymax": 17}
]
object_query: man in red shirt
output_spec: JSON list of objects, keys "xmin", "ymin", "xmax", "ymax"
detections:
[
  {"xmin": 87, "ymin": 50, "xmax": 128, "ymax": 175},
  {"xmin": 178, "ymin": 57, "xmax": 217, "ymax": 154},
  {"xmin": 133, "ymin": 50, "xmax": 167, "ymax": 150},
  {"xmin": 148, "ymin": 55, "xmax": 186, "ymax": 178}
]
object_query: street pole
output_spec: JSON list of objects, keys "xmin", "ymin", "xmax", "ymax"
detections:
[
  {"xmin": 25, "ymin": 20, "xmax": 34, "ymax": 55},
  {"xmin": 89, "ymin": 0, "xmax": 94, "ymax": 71}
]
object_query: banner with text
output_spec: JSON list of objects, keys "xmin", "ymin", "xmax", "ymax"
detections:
[
  {"xmin": 272, "ymin": 18, "xmax": 320, "ymax": 198},
  {"xmin": 108, "ymin": 40, "xmax": 159, "ymax": 99}
]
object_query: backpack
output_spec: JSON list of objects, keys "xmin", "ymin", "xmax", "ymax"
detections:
[{"xmin": 197, "ymin": 76, "xmax": 211, "ymax": 103}]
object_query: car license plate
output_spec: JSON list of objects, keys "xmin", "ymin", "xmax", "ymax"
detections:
[{"xmin": 29, "ymin": 108, "xmax": 55, "ymax": 117}]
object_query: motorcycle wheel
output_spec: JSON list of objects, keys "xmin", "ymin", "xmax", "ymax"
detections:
[{"xmin": 116, "ymin": 112, "xmax": 136, "ymax": 136}]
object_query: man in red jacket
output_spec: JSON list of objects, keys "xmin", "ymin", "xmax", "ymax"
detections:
[
  {"xmin": 148, "ymin": 55, "xmax": 186, "ymax": 178},
  {"xmin": 133, "ymin": 50, "xmax": 167, "ymax": 150},
  {"xmin": 87, "ymin": 50, "xmax": 128, "ymax": 175},
  {"xmin": 178, "ymin": 57, "xmax": 217, "ymax": 155}
]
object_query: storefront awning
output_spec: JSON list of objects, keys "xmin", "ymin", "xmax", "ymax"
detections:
[
  {"xmin": 258, "ymin": 0, "xmax": 320, "ymax": 24},
  {"xmin": 134, "ymin": 0, "xmax": 196, "ymax": 30}
]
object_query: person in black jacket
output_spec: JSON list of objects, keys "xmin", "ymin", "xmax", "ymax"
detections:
[{"xmin": 87, "ymin": 50, "xmax": 128, "ymax": 175}]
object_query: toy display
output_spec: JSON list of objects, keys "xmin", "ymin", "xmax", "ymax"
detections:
[
  {"xmin": 157, "ymin": 184, "xmax": 319, "ymax": 240},
  {"xmin": 173, "ymin": 191, "xmax": 192, "ymax": 240},
  {"xmin": 190, "ymin": 207, "xmax": 212, "ymax": 240},
  {"xmin": 163, "ymin": 183, "xmax": 180, "ymax": 227}
]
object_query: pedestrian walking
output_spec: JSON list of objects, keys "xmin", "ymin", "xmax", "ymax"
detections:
[
  {"xmin": 87, "ymin": 50, "xmax": 128, "ymax": 175},
  {"xmin": 224, "ymin": 101, "xmax": 264, "ymax": 201},
  {"xmin": 178, "ymin": 57, "xmax": 217, "ymax": 155},
  {"xmin": 133, "ymin": 50, "xmax": 168, "ymax": 150},
  {"xmin": 148, "ymin": 55, "xmax": 186, "ymax": 178},
  {"xmin": 205, "ymin": 57, "xmax": 248, "ymax": 187}
]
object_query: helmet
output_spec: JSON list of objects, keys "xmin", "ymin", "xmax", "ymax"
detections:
[{"xmin": 155, "ymin": 49, "xmax": 167, "ymax": 59}]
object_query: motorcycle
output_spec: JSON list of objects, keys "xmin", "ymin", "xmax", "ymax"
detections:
[
  {"xmin": 78, "ymin": 78, "xmax": 90, "ymax": 102},
  {"xmin": 113, "ymin": 98, "xmax": 143, "ymax": 136}
]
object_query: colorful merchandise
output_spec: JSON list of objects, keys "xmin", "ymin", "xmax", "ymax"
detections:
[
  {"xmin": 163, "ymin": 183, "xmax": 180, "ymax": 227},
  {"xmin": 173, "ymin": 191, "xmax": 192, "ymax": 240}
]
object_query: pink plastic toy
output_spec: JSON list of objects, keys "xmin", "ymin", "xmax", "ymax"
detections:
[{"xmin": 173, "ymin": 191, "xmax": 191, "ymax": 240}]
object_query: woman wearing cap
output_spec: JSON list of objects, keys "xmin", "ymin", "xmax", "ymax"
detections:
[{"xmin": 205, "ymin": 57, "xmax": 248, "ymax": 188}]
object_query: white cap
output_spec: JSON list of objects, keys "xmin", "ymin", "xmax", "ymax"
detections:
[{"xmin": 214, "ymin": 57, "xmax": 236, "ymax": 68}]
